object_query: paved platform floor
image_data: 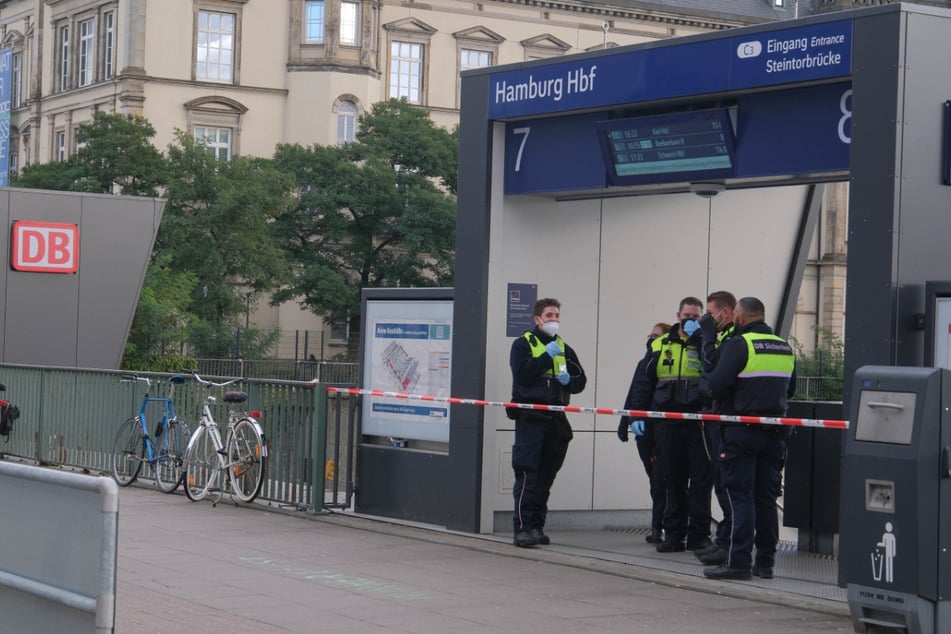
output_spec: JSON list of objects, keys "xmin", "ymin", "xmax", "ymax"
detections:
[{"xmin": 114, "ymin": 483, "xmax": 853, "ymax": 633}]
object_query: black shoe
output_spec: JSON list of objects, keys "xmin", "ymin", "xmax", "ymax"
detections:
[
  {"xmin": 645, "ymin": 529, "xmax": 663, "ymax": 544},
  {"xmin": 656, "ymin": 539, "xmax": 686, "ymax": 553},
  {"xmin": 687, "ymin": 537, "xmax": 713, "ymax": 551},
  {"xmin": 703, "ymin": 565, "xmax": 752, "ymax": 581},
  {"xmin": 694, "ymin": 543, "xmax": 720, "ymax": 559},
  {"xmin": 513, "ymin": 531, "xmax": 538, "ymax": 548},
  {"xmin": 753, "ymin": 565, "xmax": 774, "ymax": 579},
  {"xmin": 697, "ymin": 547, "xmax": 728, "ymax": 566},
  {"xmin": 531, "ymin": 528, "xmax": 550, "ymax": 545}
]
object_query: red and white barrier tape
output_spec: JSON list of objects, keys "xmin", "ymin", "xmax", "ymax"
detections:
[{"xmin": 324, "ymin": 387, "xmax": 850, "ymax": 430}]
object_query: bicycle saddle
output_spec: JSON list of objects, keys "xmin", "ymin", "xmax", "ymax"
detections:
[{"xmin": 223, "ymin": 391, "xmax": 248, "ymax": 403}]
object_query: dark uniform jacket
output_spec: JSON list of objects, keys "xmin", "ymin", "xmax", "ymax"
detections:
[
  {"xmin": 707, "ymin": 321, "xmax": 797, "ymax": 416},
  {"xmin": 628, "ymin": 324, "xmax": 704, "ymax": 414},
  {"xmin": 509, "ymin": 327, "xmax": 587, "ymax": 409}
]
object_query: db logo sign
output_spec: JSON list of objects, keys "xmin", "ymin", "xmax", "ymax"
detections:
[{"xmin": 11, "ymin": 221, "xmax": 80, "ymax": 273}]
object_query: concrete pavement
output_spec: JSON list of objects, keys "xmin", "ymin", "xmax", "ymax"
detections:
[{"xmin": 115, "ymin": 482, "xmax": 853, "ymax": 633}]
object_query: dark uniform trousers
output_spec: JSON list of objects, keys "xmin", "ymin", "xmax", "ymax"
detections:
[
  {"xmin": 635, "ymin": 421, "xmax": 666, "ymax": 534},
  {"xmin": 655, "ymin": 421, "xmax": 713, "ymax": 544},
  {"xmin": 512, "ymin": 412, "xmax": 571, "ymax": 532},
  {"xmin": 720, "ymin": 424, "xmax": 787, "ymax": 570},
  {"xmin": 703, "ymin": 421, "xmax": 733, "ymax": 548}
]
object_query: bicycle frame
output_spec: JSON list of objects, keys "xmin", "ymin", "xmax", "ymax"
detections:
[
  {"xmin": 125, "ymin": 375, "xmax": 184, "ymax": 464},
  {"xmin": 183, "ymin": 372, "xmax": 267, "ymax": 504}
]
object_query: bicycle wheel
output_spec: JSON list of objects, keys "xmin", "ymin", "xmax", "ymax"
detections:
[
  {"xmin": 154, "ymin": 419, "xmax": 190, "ymax": 494},
  {"xmin": 183, "ymin": 426, "xmax": 218, "ymax": 501},
  {"xmin": 227, "ymin": 418, "xmax": 267, "ymax": 503},
  {"xmin": 112, "ymin": 418, "xmax": 145, "ymax": 486}
]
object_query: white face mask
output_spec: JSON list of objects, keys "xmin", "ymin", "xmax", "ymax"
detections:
[{"xmin": 540, "ymin": 321, "xmax": 560, "ymax": 337}]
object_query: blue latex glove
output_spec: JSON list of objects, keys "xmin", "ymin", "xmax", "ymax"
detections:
[
  {"xmin": 556, "ymin": 371, "xmax": 570, "ymax": 385},
  {"xmin": 630, "ymin": 420, "xmax": 646, "ymax": 437},
  {"xmin": 545, "ymin": 341, "xmax": 561, "ymax": 357},
  {"xmin": 683, "ymin": 319, "xmax": 701, "ymax": 336}
]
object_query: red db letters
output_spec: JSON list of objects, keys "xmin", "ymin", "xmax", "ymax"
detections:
[{"xmin": 11, "ymin": 221, "xmax": 79, "ymax": 273}]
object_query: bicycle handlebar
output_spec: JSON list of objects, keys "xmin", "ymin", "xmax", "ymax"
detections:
[
  {"xmin": 178, "ymin": 368, "xmax": 244, "ymax": 389},
  {"xmin": 120, "ymin": 374, "xmax": 153, "ymax": 388}
]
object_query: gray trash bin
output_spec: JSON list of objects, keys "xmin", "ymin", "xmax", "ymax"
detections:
[{"xmin": 840, "ymin": 366, "xmax": 951, "ymax": 634}]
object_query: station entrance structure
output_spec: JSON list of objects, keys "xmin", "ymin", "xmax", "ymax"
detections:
[{"xmin": 360, "ymin": 4, "xmax": 951, "ymax": 535}]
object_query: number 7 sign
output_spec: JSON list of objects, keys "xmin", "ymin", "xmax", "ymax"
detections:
[{"xmin": 11, "ymin": 220, "xmax": 80, "ymax": 273}]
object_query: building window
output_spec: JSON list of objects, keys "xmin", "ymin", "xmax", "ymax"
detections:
[
  {"xmin": 78, "ymin": 18, "xmax": 96, "ymax": 87},
  {"xmin": 56, "ymin": 131, "xmax": 67, "ymax": 162},
  {"xmin": 196, "ymin": 11, "xmax": 235, "ymax": 82},
  {"xmin": 304, "ymin": 0, "xmax": 324, "ymax": 43},
  {"xmin": 460, "ymin": 48, "xmax": 491, "ymax": 72},
  {"xmin": 337, "ymin": 101, "xmax": 357, "ymax": 144},
  {"xmin": 340, "ymin": 1, "xmax": 359, "ymax": 45},
  {"xmin": 194, "ymin": 126, "xmax": 232, "ymax": 161},
  {"xmin": 389, "ymin": 41, "xmax": 423, "ymax": 104},
  {"xmin": 103, "ymin": 11, "xmax": 115, "ymax": 79},
  {"xmin": 11, "ymin": 52, "xmax": 22, "ymax": 108},
  {"xmin": 59, "ymin": 25, "xmax": 70, "ymax": 91},
  {"xmin": 330, "ymin": 310, "xmax": 349, "ymax": 343}
]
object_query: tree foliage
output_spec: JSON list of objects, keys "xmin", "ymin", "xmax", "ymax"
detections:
[
  {"xmin": 13, "ymin": 112, "xmax": 166, "ymax": 196},
  {"xmin": 271, "ymin": 99, "xmax": 457, "ymax": 356},
  {"xmin": 159, "ymin": 131, "xmax": 296, "ymax": 358}
]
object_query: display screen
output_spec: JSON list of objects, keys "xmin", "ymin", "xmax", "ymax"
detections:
[{"xmin": 597, "ymin": 109, "xmax": 737, "ymax": 186}]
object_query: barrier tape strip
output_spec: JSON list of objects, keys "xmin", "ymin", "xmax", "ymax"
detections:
[{"xmin": 324, "ymin": 387, "xmax": 850, "ymax": 430}]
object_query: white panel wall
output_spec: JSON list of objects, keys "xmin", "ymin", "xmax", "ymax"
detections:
[{"xmin": 479, "ymin": 122, "xmax": 811, "ymax": 532}]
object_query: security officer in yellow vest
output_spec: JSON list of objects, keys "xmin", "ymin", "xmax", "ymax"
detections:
[
  {"xmin": 627, "ymin": 296, "xmax": 713, "ymax": 553},
  {"xmin": 694, "ymin": 291, "xmax": 738, "ymax": 567},
  {"xmin": 702, "ymin": 297, "xmax": 796, "ymax": 581},
  {"xmin": 509, "ymin": 297, "xmax": 587, "ymax": 548}
]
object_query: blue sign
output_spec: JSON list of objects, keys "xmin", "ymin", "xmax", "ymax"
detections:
[
  {"xmin": 736, "ymin": 82, "xmax": 851, "ymax": 177},
  {"xmin": 504, "ymin": 82, "xmax": 853, "ymax": 194},
  {"xmin": 488, "ymin": 20, "xmax": 852, "ymax": 120},
  {"xmin": 504, "ymin": 113, "xmax": 606, "ymax": 194},
  {"xmin": 374, "ymin": 323, "xmax": 430, "ymax": 339},
  {"xmin": 506, "ymin": 282, "xmax": 537, "ymax": 336},
  {"xmin": 0, "ymin": 49, "xmax": 11, "ymax": 187}
]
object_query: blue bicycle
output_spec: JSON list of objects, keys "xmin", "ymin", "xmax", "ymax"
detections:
[{"xmin": 111, "ymin": 374, "xmax": 191, "ymax": 493}]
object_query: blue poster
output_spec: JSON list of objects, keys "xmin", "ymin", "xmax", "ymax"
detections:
[
  {"xmin": 0, "ymin": 48, "xmax": 11, "ymax": 187},
  {"xmin": 506, "ymin": 283, "xmax": 537, "ymax": 337}
]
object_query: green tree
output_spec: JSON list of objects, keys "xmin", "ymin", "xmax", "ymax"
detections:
[
  {"xmin": 789, "ymin": 326, "xmax": 845, "ymax": 401},
  {"xmin": 160, "ymin": 131, "xmax": 296, "ymax": 358},
  {"xmin": 271, "ymin": 99, "xmax": 457, "ymax": 356},
  {"xmin": 123, "ymin": 253, "xmax": 198, "ymax": 369},
  {"xmin": 13, "ymin": 112, "xmax": 166, "ymax": 195}
]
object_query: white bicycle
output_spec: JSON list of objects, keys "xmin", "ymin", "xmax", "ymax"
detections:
[{"xmin": 180, "ymin": 371, "xmax": 268, "ymax": 505}]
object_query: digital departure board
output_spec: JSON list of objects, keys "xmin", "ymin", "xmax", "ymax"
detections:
[{"xmin": 597, "ymin": 109, "xmax": 737, "ymax": 186}]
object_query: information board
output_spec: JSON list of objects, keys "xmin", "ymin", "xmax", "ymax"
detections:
[
  {"xmin": 361, "ymin": 298, "xmax": 453, "ymax": 442},
  {"xmin": 597, "ymin": 109, "xmax": 735, "ymax": 186}
]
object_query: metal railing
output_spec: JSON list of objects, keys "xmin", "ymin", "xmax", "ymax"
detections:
[
  {"xmin": 0, "ymin": 364, "xmax": 356, "ymax": 511},
  {"xmin": 794, "ymin": 375, "xmax": 844, "ymax": 402},
  {"xmin": 195, "ymin": 359, "xmax": 359, "ymax": 385}
]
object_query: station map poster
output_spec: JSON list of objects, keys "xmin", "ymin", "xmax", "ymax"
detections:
[{"xmin": 361, "ymin": 298, "xmax": 453, "ymax": 442}]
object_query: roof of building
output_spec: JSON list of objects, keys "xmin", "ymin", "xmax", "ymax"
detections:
[{"xmin": 585, "ymin": 0, "xmax": 811, "ymax": 24}]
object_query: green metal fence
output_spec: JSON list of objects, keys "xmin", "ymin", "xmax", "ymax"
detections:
[{"xmin": 0, "ymin": 364, "xmax": 354, "ymax": 511}]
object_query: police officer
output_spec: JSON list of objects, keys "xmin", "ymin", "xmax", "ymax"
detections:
[
  {"xmin": 702, "ymin": 297, "xmax": 796, "ymax": 580},
  {"xmin": 695, "ymin": 291, "xmax": 737, "ymax": 566},
  {"xmin": 509, "ymin": 297, "xmax": 587, "ymax": 548},
  {"xmin": 617, "ymin": 322, "xmax": 670, "ymax": 544},
  {"xmin": 627, "ymin": 297, "xmax": 713, "ymax": 553}
]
